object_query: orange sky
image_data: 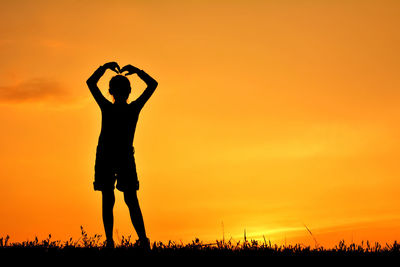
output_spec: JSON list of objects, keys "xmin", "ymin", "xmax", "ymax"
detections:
[{"xmin": 1, "ymin": 0, "xmax": 400, "ymax": 247}]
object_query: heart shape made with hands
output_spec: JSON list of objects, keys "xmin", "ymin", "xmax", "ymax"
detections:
[
  {"xmin": 120, "ymin": 65, "xmax": 134, "ymax": 76},
  {"xmin": 110, "ymin": 63, "xmax": 139, "ymax": 76}
]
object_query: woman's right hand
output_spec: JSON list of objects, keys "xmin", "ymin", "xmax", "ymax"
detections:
[{"xmin": 103, "ymin": 62, "xmax": 121, "ymax": 74}]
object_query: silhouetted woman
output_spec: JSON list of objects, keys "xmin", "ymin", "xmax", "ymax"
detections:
[{"xmin": 86, "ymin": 62, "xmax": 158, "ymax": 248}]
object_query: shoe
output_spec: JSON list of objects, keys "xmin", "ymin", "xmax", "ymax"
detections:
[
  {"xmin": 104, "ymin": 239, "xmax": 115, "ymax": 249},
  {"xmin": 137, "ymin": 237, "xmax": 150, "ymax": 251}
]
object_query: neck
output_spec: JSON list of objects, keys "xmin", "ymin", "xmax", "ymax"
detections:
[{"xmin": 114, "ymin": 99, "xmax": 127, "ymax": 104}]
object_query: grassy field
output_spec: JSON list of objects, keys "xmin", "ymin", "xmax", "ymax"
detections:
[{"xmin": 1, "ymin": 227, "xmax": 400, "ymax": 261}]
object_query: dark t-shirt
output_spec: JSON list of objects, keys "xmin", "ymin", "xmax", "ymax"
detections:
[{"xmin": 97, "ymin": 101, "xmax": 141, "ymax": 156}]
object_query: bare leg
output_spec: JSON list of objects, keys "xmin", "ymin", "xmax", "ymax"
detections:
[
  {"xmin": 124, "ymin": 190, "xmax": 147, "ymax": 240},
  {"xmin": 102, "ymin": 190, "xmax": 115, "ymax": 243}
]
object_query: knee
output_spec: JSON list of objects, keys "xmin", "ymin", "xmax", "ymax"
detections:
[
  {"xmin": 102, "ymin": 191, "xmax": 115, "ymax": 208},
  {"xmin": 124, "ymin": 191, "xmax": 138, "ymax": 207}
]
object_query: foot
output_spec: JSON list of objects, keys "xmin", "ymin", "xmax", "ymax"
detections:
[
  {"xmin": 104, "ymin": 239, "xmax": 115, "ymax": 249},
  {"xmin": 137, "ymin": 237, "xmax": 150, "ymax": 251}
]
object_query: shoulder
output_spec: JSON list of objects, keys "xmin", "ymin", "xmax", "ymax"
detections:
[
  {"xmin": 99, "ymin": 100, "xmax": 113, "ymax": 111},
  {"xmin": 128, "ymin": 100, "xmax": 141, "ymax": 111}
]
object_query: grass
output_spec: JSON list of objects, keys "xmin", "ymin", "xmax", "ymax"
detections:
[{"xmin": 1, "ymin": 226, "xmax": 400, "ymax": 260}]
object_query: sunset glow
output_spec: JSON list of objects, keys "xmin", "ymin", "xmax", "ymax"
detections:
[{"xmin": 1, "ymin": 0, "xmax": 400, "ymax": 247}]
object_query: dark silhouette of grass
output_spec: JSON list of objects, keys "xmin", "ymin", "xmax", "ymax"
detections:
[{"xmin": 1, "ymin": 226, "xmax": 400, "ymax": 260}]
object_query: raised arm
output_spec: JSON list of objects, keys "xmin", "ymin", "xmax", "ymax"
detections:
[
  {"xmin": 121, "ymin": 65, "xmax": 158, "ymax": 110},
  {"xmin": 86, "ymin": 62, "xmax": 121, "ymax": 108}
]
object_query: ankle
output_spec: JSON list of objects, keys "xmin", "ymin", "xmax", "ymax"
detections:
[
  {"xmin": 105, "ymin": 239, "xmax": 115, "ymax": 248},
  {"xmin": 139, "ymin": 236, "xmax": 149, "ymax": 242}
]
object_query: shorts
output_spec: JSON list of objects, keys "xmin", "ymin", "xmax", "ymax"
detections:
[{"xmin": 93, "ymin": 146, "xmax": 139, "ymax": 192}]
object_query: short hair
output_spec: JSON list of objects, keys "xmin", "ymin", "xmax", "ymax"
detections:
[{"xmin": 109, "ymin": 75, "xmax": 131, "ymax": 101}]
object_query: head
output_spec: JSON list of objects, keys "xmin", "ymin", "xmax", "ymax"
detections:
[{"xmin": 109, "ymin": 75, "xmax": 131, "ymax": 102}]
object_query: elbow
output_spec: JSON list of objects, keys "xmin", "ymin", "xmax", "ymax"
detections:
[
  {"xmin": 152, "ymin": 79, "xmax": 158, "ymax": 89},
  {"xmin": 86, "ymin": 78, "xmax": 94, "ymax": 87}
]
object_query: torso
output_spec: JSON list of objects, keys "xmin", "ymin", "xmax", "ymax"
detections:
[{"xmin": 97, "ymin": 102, "xmax": 140, "ymax": 155}]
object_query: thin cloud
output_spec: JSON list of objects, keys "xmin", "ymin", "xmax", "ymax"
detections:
[{"xmin": 0, "ymin": 78, "xmax": 73, "ymax": 104}]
